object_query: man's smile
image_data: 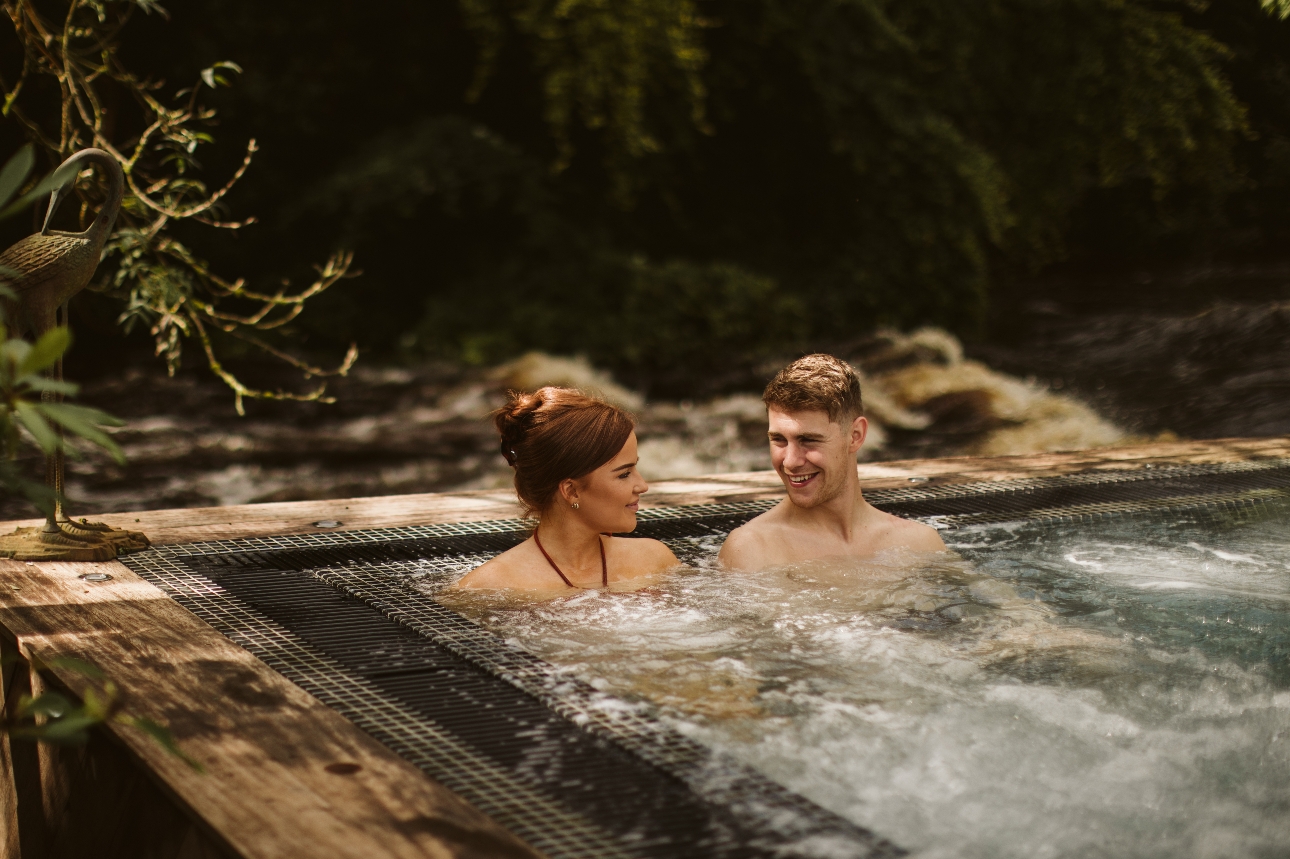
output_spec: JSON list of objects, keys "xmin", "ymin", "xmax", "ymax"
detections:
[{"xmin": 786, "ymin": 472, "xmax": 819, "ymax": 488}]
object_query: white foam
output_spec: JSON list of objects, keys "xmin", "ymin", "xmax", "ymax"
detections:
[{"xmin": 439, "ymin": 511, "xmax": 1290, "ymax": 858}]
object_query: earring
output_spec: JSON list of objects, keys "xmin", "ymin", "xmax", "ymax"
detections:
[{"xmin": 571, "ymin": 502, "xmax": 580, "ymax": 510}]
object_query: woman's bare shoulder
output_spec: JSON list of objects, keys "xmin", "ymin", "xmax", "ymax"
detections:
[
  {"xmin": 608, "ymin": 535, "xmax": 679, "ymax": 576},
  {"xmin": 641, "ymin": 536, "xmax": 681, "ymax": 568},
  {"xmin": 454, "ymin": 540, "xmax": 535, "ymax": 589}
]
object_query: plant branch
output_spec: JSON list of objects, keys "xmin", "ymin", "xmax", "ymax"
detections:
[{"xmin": 2, "ymin": 0, "xmax": 358, "ymax": 409}]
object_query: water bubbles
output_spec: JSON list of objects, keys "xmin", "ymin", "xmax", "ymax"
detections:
[{"xmin": 431, "ymin": 508, "xmax": 1290, "ymax": 858}]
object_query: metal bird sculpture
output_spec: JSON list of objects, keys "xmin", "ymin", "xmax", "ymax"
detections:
[
  {"xmin": 3, "ymin": 148, "xmax": 122, "ymax": 338},
  {"xmin": 0, "ymin": 148, "xmax": 147, "ymax": 561}
]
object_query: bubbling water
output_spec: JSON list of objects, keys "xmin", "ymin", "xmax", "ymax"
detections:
[{"xmin": 432, "ymin": 508, "xmax": 1290, "ymax": 859}]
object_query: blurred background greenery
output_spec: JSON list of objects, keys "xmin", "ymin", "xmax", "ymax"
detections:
[{"xmin": 2, "ymin": 0, "xmax": 1289, "ymax": 399}]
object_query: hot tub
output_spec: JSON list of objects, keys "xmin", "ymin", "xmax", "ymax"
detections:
[{"xmin": 116, "ymin": 456, "xmax": 1290, "ymax": 859}]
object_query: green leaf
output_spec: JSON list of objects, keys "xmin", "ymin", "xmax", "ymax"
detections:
[
  {"xmin": 40, "ymin": 656, "xmax": 107, "ymax": 681},
  {"xmin": 35, "ymin": 402, "xmax": 126, "ymax": 463},
  {"xmin": 14, "ymin": 402, "xmax": 59, "ymax": 454},
  {"xmin": 17, "ymin": 327, "xmax": 70, "ymax": 377},
  {"xmin": 20, "ymin": 713, "xmax": 100, "ymax": 744},
  {"xmin": 0, "ymin": 462, "xmax": 58, "ymax": 519},
  {"xmin": 80, "ymin": 685, "xmax": 110, "ymax": 719},
  {"xmin": 1263, "ymin": 0, "xmax": 1290, "ymax": 19},
  {"xmin": 0, "ymin": 158, "xmax": 82, "ymax": 220},
  {"xmin": 21, "ymin": 377, "xmax": 79, "ymax": 396},
  {"xmin": 16, "ymin": 692, "xmax": 73, "ymax": 720},
  {"xmin": 2, "ymin": 336, "xmax": 32, "ymax": 369},
  {"xmin": 39, "ymin": 401, "xmax": 126, "ymax": 429},
  {"xmin": 199, "ymin": 62, "xmax": 242, "ymax": 91},
  {"xmin": 132, "ymin": 0, "xmax": 169, "ymax": 14},
  {"xmin": 122, "ymin": 716, "xmax": 204, "ymax": 772},
  {"xmin": 0, "ymin": 145, "xmax": 34, "ymax": 210}
]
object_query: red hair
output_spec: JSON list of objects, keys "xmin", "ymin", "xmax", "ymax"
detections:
[{"xmin": 495, "ymin": 387, "xmax": 635, "ymax": 517}]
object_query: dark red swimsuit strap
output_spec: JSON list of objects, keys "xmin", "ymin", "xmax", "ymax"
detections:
[
  {"xmin": 599, "ymin": 536, "xmax": 608, "ymax": 588},
  {"xmin": 533, "ymin": 529, "xmax": 607, "ymax": 589},
  {"xmin": 533, "ymin": 528, "xmax": 573, "ymax": 587}
]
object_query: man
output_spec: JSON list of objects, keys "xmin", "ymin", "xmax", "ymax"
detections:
[{"xmin": 719, "ymin": 354, "xmax": 945, "ymax": 571}]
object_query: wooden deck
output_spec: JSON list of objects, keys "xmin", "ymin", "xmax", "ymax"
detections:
[
  {"xmin": 1, "ymin": 436, "xmax": 1287, "ymax": 858},
  {"xmin": 4, "ymin": 436, "xmax": 1287, "ymax": 548}
]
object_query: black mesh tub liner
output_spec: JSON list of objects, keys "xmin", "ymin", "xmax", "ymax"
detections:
[{"xmin": 119, "ymin": 457, "xmax": 1290, "ymax": 859}]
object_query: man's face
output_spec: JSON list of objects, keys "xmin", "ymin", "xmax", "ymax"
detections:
[{"xmin": 767, "ymin": 408, "xmax": 867, "ymax": 508}]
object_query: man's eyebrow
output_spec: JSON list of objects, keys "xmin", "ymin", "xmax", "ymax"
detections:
[{"xmin": 766, "ymin": 430, "xmax": 827, "ymax": 442}]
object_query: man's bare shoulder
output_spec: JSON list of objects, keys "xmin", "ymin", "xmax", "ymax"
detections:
[
  {"xmin": 716, "ymin": 526, "xmax": 758, "ymax": 570},
  {"xmin": 718, "ymin": 505, "xmax": 792, "ymax": 570},
  {"xmin": 875, "ymin": 511, "xmax": 947, "ymax": 553}
]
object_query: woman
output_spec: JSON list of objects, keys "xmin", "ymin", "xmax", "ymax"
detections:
[{"xmin": 455, "ymin": 386, "xmax": 679, "ymax": 590}]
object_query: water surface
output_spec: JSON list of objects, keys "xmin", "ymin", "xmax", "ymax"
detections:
[{"xmin": 432, "ymin": 507, "xmax": 1290, "ymax": 859}]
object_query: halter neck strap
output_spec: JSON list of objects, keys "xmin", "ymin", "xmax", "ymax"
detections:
[{"xmin": 533, "ymin": 528, "xmax": 608, "ymax": 589}]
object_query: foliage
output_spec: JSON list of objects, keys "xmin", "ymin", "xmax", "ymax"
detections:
[
  {"xmin": 0, "ymin": 146, "xmax": 123, "ymax": 518},
  {"xmin": 1, "ymin": 652, "xmax": 201, "ymax": 770},
  {"xmin": 459, "ymin": 0, "xmax": 708, "ymax": 197},
  {"xmin": 0, "ymin": 155, "xmax": 189, "ymax": 768},
  {"xmin": 609, "ymin": 258, "xmax": 804, "ymax": 386},
  {"xmin": 0, "ymin": 143, "xmax": 74, "ymax": 221},
  {"xmin": 306, "ymin": 114, "xmax": 804, "ymax": 388},
  {"xmin": 407, "ymin": 236, "xmax": 806, "ymax": 390},
  {"xmin": 0, "ymin": 323, "xmax": 125, "ymax": 517},
  {"xmin": 0, "ymin": 0, "xmax": 357, "ymax": 413},
  {"xmin": 1, "ymin": 151, "xmax": 193, "ymax": 770},
  {"xmin": 7, "ymin": 0, "xmax": 1282, "ymax": 397}
]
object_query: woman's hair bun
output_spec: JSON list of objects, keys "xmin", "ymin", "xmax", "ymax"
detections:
[
  {"xmin": 495, "ymin": 389, "xmax": 546, "ymax": 464},
  {"xmin": 490, "ymin": 386, "xmax": 635, "ymax": 516}
]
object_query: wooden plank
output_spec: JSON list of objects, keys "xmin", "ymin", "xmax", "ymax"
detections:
[
  {"xmin": 640, "ymin": 436, "xmax": 1290, "ymax": 506},
  {"xmin": 0, "ymin": 558, "xmax": 541, "ymax": 859},
  {"xmin": 2, "ymin": 436, "xmax": 1287, "ymax": 545},
  {"xmin": 0, "ymin": 636, "xmax": 237, "ymax": 859},
  {"xmin": 0, "ymin": 491, "xmax": 524, "ymax": 547}
]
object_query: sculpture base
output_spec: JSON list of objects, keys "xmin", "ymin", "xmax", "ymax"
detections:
[
  {"xmin": 0, "ymin": 520, "xmax": 150, "ymax": 562},
  {"xmin": 59, "ymin": 517, "xmax": 151, "ymax": 553}
]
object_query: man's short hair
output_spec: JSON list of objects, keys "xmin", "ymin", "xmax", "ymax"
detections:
[{"xmin": 763, "ymin": 354, "xmax": 863, "ymax": 423}]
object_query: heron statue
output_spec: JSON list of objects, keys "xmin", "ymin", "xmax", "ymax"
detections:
[{"xmin": 0, "ymin": 148, "xmax": 148, "ymax": 561}]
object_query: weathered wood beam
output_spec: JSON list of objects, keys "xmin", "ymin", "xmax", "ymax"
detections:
[
  {"xmin": 0, "ymin": 559, "xmax": 540, "ymax": 859},
  {"xmin": 4, "ymin": 436, "xmax": 1285, "ymax": 545}
]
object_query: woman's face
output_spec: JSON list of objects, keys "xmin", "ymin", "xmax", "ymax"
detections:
[{"xmin": 566, "ymin": 432, "xmax": 649, "ymax": 533}]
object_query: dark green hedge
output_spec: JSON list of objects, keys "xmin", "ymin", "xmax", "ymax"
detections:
[{"xmin": 8, "ymin": 0, "xmax": 1285, "ymax": 395}]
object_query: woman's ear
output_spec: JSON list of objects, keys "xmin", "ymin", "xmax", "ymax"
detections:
[{"xmin": 558, "ymin": 478, "xmax": 580, "ymax": 506}]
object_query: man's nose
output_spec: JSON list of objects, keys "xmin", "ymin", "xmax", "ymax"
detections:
[{"xmin": 782, "ymin": 442, "xmax": 807, "ymax": 469}]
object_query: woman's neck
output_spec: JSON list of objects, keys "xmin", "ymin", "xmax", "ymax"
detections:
[{"xmin": 536, "ymin": 507, "xmax": 605, "ymax": 575}]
